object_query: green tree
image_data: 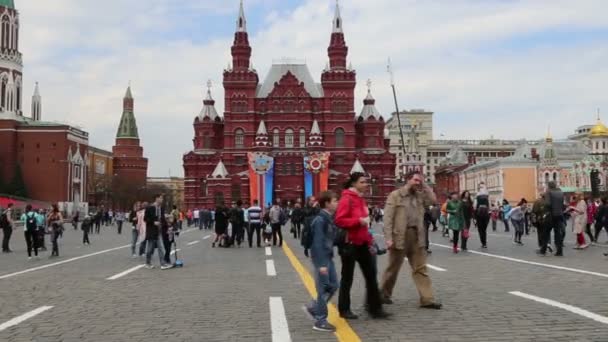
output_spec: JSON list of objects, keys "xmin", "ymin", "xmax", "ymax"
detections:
[{"xmin": 7, "ymin": 163, "xmax": 27, "ymax": 198}]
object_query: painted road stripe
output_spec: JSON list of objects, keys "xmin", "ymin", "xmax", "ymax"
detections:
[
  {"xmin": 107, "ymin": 265, "xmax": 146, "ymax": 280},
  {"xmin": 269, "ymin": 297, "xmax": 292, "ymax": 342},
  {"xmin": 510, "ymin": 291, "xmax": 608, "ymax": 325},
  {"xmin": 0, "ymin": 228, "xmax": 197, "ymax": 280},
  {"xmin": 404, "ymin": 258, "xmax": 447, "ymax": 272},
  {"xmin": 431, "ymin": 243, "xmax": 608, "ymax": 279},
  {"xmin": 265, "ymin": 247, "xmax": 273, "ymax": 256},
  {"xmin": 0, "ymin": 306, "xmax": 53, "ymax": 332},
  {"xmin": 282, "ymin": 241, "xmax": 361, "ymax": 342},
  {"xmin": 266, "ymin": 259, "xmax": 277, "ymax": 276},
  {"xmin": 187, "ymin": 240, "xmax": 200, "ymax": 246},
  {"xmin": 203, "ymin": 235, "xmax": 211, "ymax": 240}
]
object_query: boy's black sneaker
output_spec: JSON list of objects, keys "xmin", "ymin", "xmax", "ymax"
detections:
[{"xmin": 313, "ymin": 321, "xmax": 336, "ymax": 332}]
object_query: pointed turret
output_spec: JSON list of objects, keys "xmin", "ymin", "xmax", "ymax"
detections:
[
  {"xmin": 350, "ymin": 159, "xmax": 366, "ymax": 174},
  {"xmin": 198, "ymin": 81, "xmax": 219, "ymax": 121},
  {"xmin": 31, "ymin": 82, "xmax": 42, "ymax": 121},
  {"xmin": 254, "ymin": 120, "xmax": 271, "ymax": 147},
  {"xmin": 231, "ymin": 0, "xmax": 252, "ymax": 71},
  {"xmin": 359, "ymin": 79, "xmax": 381, "ymax": 120},
  {"xmin": 116, "ymin": 85, "xmax": 139, "ymax": 139},
  {"xmin": 237, "ymin": 0, "xmax": 247, "ymax": 32},
  {"xmin": 307, "ymin": 120, "xmax": 325, "ymax": 148},
  {"xmin": 327, "ymin": 0, "xmax": 348, "ymax": 70},
  {"xmin": 211, "ymin": 160, "xmax": 230, "ymax": 179}
]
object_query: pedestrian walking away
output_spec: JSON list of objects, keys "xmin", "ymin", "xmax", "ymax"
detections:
[
  {"xmin": 508, "ymin": 199, "xmax": 527, "ymax": 245},
  {"xmin": 335, "ymin": 172, "xmax": 390, "ymax": 320},
  {"xmin": 81, "ymin": 214, "xmax": 92, "ymax": 245},
  {"xmin": 269, "ymin": 200, "xmax": 284, "ymax": 247},
  {"xmin": 569, "ymin": 193, "xmax": 589, "ymax": 249},
  {"xmin": 460, "ymin": 191, "xmax": 474, "ymax": 251},
  {"xmin": 538, "ymin": 181, "xmax": 565, "ymax": 256},
  {"xmin": 381, "ymin": 170, "xmax": 442, "ymax": 310},
  {"xmin": 475, "ymin": 183, "xmax": 490, "ymax": 249},
  {"xmin": 303, "ymin": 191, "xmax": 340, "ymax": 332},
  {"xmin": 21, "ymin": 204, "xmax": 39, "ymax": 259}
]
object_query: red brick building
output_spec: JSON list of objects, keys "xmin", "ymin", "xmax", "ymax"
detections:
[
  {"xmin": 112, "ymin": 86, "xmax": 148, "ymax": 188},
  {"xmin": 183, "ymin": 2, "xmax": 396, "ymax": 208}
]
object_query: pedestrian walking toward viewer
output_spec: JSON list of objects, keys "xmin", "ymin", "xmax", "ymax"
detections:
[
  {"xmin": 1, "ymin": 203, "xmax": 14, "ymax": 253},
  {"xmin": 380, "ymin": 170, "xmax": 442, "ymax": 309},
  {"xmin": 475, "ymin": 183, "xmax": 490, "ymax": 249},
  {"xmin": 569, "ymin": 193, "xmax": 589, "ymax": 249},
  {"xmin": 447, "ymin": 192, "xmax": 464, "ymax": 253},
  {"xmin": 21, "ymin": 205, "xmax": 39, "ymax": 259},
  {"xmin": 335, "ymin": 172, "xmax": 390, "ymax": 320},
  {"xmin": 538, "ymin": 181, "xmax": 565, "ymax": 256},
  {"xmin": 303, "ymin": 191, "xmax": 340, "ymax": 332},
  {"xmin": 47, "ymin": 204, "xmax": 63, "ymax": 257},
  {"xmin": 144, "ymin": 194, "xmax": 171, "ymax": 269}
]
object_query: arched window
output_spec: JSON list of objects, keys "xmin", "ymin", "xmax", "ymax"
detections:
[
  {"xmin": 335, "ymin": 128, "xmax": 345, "ymax": 147},
  {"xmin": 235, "ymin": 129, "xmax": 244, "ymax": 148},
  {"xmin": 273, "ymin": 128, "xmax": 280, "ymax": 147},
  {"xmin": 299, "ymin": 128, "xmax": 306, "ymax": 147},
  {"xmin": 1, "ymin": 76, "xmax": 7, "ymax": 109},
  {"xmin": 13, "ymin": 21, "xmax": 17, "ymax": 50},
  {"xmin": 553, "ymin": 172, "xmax": 557, "ymax": 181},
  {"xmin": 15, "ymin": 84, "xmax": 20, "ymax": 111},
  {"xmin": 1, "ymin": 16, "xmax": 8, "ymax": 50},
  {"xmin": 285, "ymin": 129, "xmax": 294, "ymax": 148},
  {"xmin": 596, "ymin": 141, "xmax": 599, "ymax": 150}
]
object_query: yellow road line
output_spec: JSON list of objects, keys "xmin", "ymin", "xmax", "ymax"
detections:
[{"xmin": 282, "ymin": 241, "xmax": 361, "ymax": 342}]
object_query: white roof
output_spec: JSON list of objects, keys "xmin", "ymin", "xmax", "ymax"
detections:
[
  {"xmin": 211, "ymin": 160, "xmax": 229, "ymax": 178},
  {"xmin": 256, "ymin": 120, "xmax": 267, "ymax": 135},
  {"xmin": 360, "ymin": 91, "xmax": 381, "ymax": 120},
  {"xmin": 311, "ymin": 120, "xmax": 321, "ymax": 134},
  {"xmin": 350, "ymin": 159, "xmax": 366, "ymax": 174},
  {"xmin": 198, "ymin": 90, "xmax": 219, "ymax": 120},
  {"xmin": 256, "ymin": 63, "xmax": 324, "ymax": 98}
]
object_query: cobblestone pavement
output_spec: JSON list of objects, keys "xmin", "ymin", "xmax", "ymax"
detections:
[{"xmin": 0, "ymin": 221, "xmax": 607, "ymax": 342}]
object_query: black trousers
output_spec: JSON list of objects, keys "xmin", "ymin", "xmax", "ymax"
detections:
[
  {"xmin": 271, "ymin": 223, "xmax": 283, "ymax": 246},
  {"xmin": 476, "ymin": 208, "xmax": 490, "ymax": 246},
  {"xmin": 2, "ymin": 226, "xmax": 12, "ymax": 251},
  {"xmin": 292, "ymin": 222, "xmax": 302, "ymax": 239},
  {"xmin": 594, "ymin": 223, "xmax": 606, "ymax": 242},
  {"xmin": 51, "ymin": 229, "xmax": 60, "ymax": 256},
  {"xmin": 163, "ymin": 235, "xmax": 172, "ymax": 264},
  {"xmin": 24, "ymin": 230, "xmax": 38, "ymax": 257},
  {"xmin": 233, "ymin": 224, "xmax": 244, "ymax": 245},
  {"xmin": 540, "ymin": 216, "xmax": 564, "ymax": 254},
  {"xmin": 95, "ymin": 222, "xmax": 101, "ymax": 234},
  {"xmin": 248, "ymin": 223, "xmax": 262, "ymax": 247},
  {"xmin": 37, "ymin": 227, "xmax": 46, "ymax": 249},
  {"xmin": 83, "ymin": 230, "xmax": 90, "ymax": 244},
  {"xmin": 452, "ymin": 229, "xmax": 468, "ymax": 249},
  {"xmin": 338, "ymin": 244, "xmax": 383, "ymax": 315},
  {"xmin": 138, "ymin": 239, "xmax": 147, "ymax": 256},
  {"xmin": 117, "ymin": 221, "xmax": 123, "ymax": 234}
]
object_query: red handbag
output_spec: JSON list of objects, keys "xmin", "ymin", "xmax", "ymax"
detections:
[{"xmin": 462, "ymin": 229, "xmax": 470, "ymax": 239}]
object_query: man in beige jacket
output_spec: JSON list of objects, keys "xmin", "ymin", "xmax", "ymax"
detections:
[{"xmin": 380, "ymin": 171, "xmax": 442, "ymax": 309}]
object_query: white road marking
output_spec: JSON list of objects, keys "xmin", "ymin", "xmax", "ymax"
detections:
[
  {"xmin": 269, "ymin": 297, "xmax": 292, "ymax": 342},
  {"xmin": 510, "ymin": 291, "xmax": 608, "ymax": 325},
  {"xmin": 0, "ymin": 244, "xmax": 131, "ymax": 280},
  {"xmin": 187, "ymin": 240, "xmax": 200, "ymax": 246},
  {"xmin": 404, "ymin": 258, "xmax": 447, "ymax": 272},
  {"xmin": 203, "ymin": 235, "xmax": 211, "ymax": 240},
  {"xmin": 266, "ymin": 259, "xmax": 277, "ymax": 276},
  {"xmin": 107, "ymin": 265, "xmax": 146, "ymax": 280},
  {"xmin": 265, "ymin": 247, "xmax": 272, "ymax": 256},
  {"xmin": 0, "ymin": 306, "xmax": 53, "ymax": 332},
  {"xmin": 431, "ymin": 243, "xmax": 608, "ymax": 279}
]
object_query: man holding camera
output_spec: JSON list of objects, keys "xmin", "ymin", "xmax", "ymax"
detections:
[{"xmin": 380, "ymin": 170, "xmax": 442, "ymax": 309}]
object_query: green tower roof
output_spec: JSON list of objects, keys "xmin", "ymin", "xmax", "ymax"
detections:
[
  {"xmin": 0, "ymin": 0, "xmax": 15, "ymax": 9},
  {"xmin": 116, "ymin": 110, "xmax": 139, "ymax": 139}
]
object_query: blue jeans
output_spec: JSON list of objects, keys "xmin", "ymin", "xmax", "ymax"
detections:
[
  {"xmin": 131, "ymin": 228, "xmax": 139, "ymax": 255},
  {"xmin": 312, "ymin": 259, "xmax": 338, "ymax": 323},
  {"xmin": 145, "ymin": 237, "xmax": 166, "ymax": 266}
]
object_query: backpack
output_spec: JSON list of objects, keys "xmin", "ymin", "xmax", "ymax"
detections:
[
  {"xmin": 25, "ymin": 213, "xmax": 37, "ymax": 231},
  {"xmin": 279, "ymin": 209, "xmax": 287, "ymax": 225}
]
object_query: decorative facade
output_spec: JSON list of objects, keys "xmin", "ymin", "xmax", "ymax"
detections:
[
  {"xmin": 183, "ymin": 1, "xmax": 395, "ymax": 208},
  {"xmin": 0, "ymin": 0, "xmax": 22, "ymax": 118}
]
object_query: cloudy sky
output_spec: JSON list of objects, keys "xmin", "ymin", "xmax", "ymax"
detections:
[{"xmin": 18, "ymin": 0, "xmax": 608, "ymax": 177}]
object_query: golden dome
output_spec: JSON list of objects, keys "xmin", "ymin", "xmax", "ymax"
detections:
[{"xmin": 590, "ymin": 119, "xmax": 608, "ymax": 137}]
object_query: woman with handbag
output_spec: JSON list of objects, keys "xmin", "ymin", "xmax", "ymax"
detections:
[
  {"xmin": 335, "ymin": 172, "xmax": 390, "ymax": 320},
  {"xmin": 447, "ymin": 192, "xmax": 464, "ymax": 253},
  {"xmin": 46, "ymin": 204, "xmax": 63, "ymax": 257}
]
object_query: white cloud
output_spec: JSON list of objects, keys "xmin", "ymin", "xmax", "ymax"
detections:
[{"xmin": 16, "ymin": 0, "xmax": 608, "ymax": 177}]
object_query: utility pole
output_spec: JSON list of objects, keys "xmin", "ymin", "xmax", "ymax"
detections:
[{"xmin": 387, "ymin": 58, "xmax": 407, "ymax": 176}]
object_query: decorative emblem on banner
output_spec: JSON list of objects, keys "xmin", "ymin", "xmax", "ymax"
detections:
[
  {"xmin": 304, "ymin": 152, "xmax": 330, "ymax": 174},
  {"xmin": 249, "ymin": 152, "xmax": 274, "ymax": 175}
]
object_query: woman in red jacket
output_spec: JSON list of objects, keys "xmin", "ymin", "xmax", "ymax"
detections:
[{"xmin": 335, "ymin": 172, "xmax": 390, "ymax": 320}]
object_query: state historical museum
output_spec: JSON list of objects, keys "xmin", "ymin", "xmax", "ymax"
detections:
[{"xmin": 183, "ymin": 2, "xmax": 396, "ymax": 208}]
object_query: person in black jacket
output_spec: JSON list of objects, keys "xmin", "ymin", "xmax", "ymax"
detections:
[
  {"xmin": 144, "ymin": 194, "xmax": 170, "ymax": 269},
  {"xmin": 301, "ymin": 196, "xmax": 320, "ymax": 256},
  {"xmin": 230, "ymin": 200, "xmax": 245, "ymax": 247},
  {"xmin": 538, "ymin": 181, "xmax": 565, "ymax": 256},
  {"xmin": 594, "ymin": 197, "xmax": 608, "ymax": 243},
  {"xmin": 212, "ymin": 204, "xmax": 229, "ymax": 248},
  {"xmin": 291, "ymin": 202, "xmax": 304, "ymax": 239},
  {"xmin": 461, "ymin": 191, "xmax": 474, "ymax": 251}
]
